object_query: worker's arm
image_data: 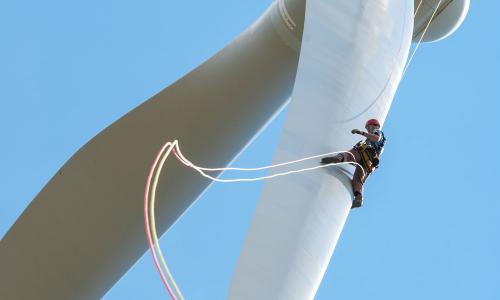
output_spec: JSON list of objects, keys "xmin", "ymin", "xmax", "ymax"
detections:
[{"xmin": 351, "ymin": 129, "xmax": 381, "ymax": 142}]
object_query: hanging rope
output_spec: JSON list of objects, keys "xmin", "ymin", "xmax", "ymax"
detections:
[
  {"xmin": 144, "ymin": 142, "xmax": 178, "ymax": 300},
  {"xmin": 414, "ymin": 0, "xmax": 424, "ymax": 18},
  {"xmin": 403, "ymin": 0, "xmax": 443, "ymax": 75}
]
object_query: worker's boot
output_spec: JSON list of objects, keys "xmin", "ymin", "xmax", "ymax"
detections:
[
  {"xmin": 351, "ymin": 193, "xmax": 363, "ymax": 209},
  {"xmin": 320, "ymin": 154, "xmax": 343, "ymax": 165}
]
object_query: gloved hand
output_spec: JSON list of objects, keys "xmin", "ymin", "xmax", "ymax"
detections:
[{"xmin": 351, "ymin": 129, "xmax": 362, "ymax": 135}]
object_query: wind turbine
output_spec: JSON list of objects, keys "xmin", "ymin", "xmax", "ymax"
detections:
[{"xmin": 0, "ymin": 0, "xmax": 469, "ymax": 299}]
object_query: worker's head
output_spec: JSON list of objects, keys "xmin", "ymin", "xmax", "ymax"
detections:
[{"xmin": 365, "ymin": 119, "xmax": 380, "ymax": 132}]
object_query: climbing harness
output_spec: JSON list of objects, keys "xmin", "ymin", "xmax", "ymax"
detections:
[{"xmin": 354, "ymin": 142, "xmax": 379, "ymax": 174}]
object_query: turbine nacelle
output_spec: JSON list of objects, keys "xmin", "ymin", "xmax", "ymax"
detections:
[{"xmin": 413, "ymin": 0, "xmax": 470, "ymax": 43}]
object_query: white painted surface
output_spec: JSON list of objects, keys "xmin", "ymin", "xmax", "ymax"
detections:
[{"xmin": 229, "ymin": 1, "xmax": 414, "ymax": 299}]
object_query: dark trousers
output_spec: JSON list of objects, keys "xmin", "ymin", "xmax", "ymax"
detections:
[{"xmin": 328, "ymin": 148, "xmax": 369, "ymax": 199}]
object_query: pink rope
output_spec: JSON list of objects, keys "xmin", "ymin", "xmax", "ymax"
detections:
[{"xmin": 144, "ymin": 142, "xmax": 177, "ymax": 300}]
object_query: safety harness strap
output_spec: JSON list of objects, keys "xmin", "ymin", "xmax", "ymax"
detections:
[{"xmin": 354, "ymin": 142, "xmax": 379, "ymax": 175}]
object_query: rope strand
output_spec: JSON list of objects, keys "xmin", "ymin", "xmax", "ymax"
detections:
[
  {"xmin": 144, "ymin": 142, "xmax": 178, "ymax": 300},
  {"xmin": 150, "ymin": 141, "xmax": 185, "ymax": 300}
]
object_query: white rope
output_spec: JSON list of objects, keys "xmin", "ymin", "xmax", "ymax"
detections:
[
  {"xmin": 173, "ymin": 141, "xmax": 366, "ymax": 180},
  {"xmin": 403, "ymin": 0, "xmax": 443, "ymax": 76},
  {"xmin": 186, "ymin": 161, "xmax": 360, "ymax": 183},
  {"xmin": 414, "ymin": 0, "xmax": 424, "ymax": 18}
]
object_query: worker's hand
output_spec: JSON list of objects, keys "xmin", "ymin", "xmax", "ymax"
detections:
[{"xmin": 351, "ymin": 129, "xmax": 362, "ymax": 135}]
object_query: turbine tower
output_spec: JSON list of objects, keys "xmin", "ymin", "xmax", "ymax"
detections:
[{"xmin": 0, "ymin": 1, "xmax": 469, "ymax": 299}]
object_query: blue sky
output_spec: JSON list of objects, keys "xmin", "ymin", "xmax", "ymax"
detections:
[{"xmin": 1, "ymin": 1, "xmax": 499, "ymax": 299}]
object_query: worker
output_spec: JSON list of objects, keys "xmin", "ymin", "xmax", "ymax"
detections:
[{"xmin": 320, "ymin": 119, "xmax": 386, "ymax": 209}]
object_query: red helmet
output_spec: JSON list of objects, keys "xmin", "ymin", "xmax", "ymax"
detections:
[{"xmin": 365, "ymin": 119, "xmax": 380, "ymax": 128}]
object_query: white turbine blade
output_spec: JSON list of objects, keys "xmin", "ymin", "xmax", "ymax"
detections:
[
  {"xmin": 228, "ymin": 0, "xmax": 413, "ymax": 299},
  {"xmin": 0, "ymin": 2, "xmax": 305, "ymax": 299}
]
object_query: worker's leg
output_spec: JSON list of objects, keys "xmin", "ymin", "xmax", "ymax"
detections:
[
  {"xmin": 352, "ymin": 166, "xmax": 366, "ymax": 198},
  {"xmin": 351, "ymin": 149, "xmax": 368, "ymax": 209},
  {"xmin": 321, "ymin": 149, "xmax": 366, "ymax": 208},
  {"xmin": 351, "ymin": 166, "xmax": 366, "ymax": 208}
]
